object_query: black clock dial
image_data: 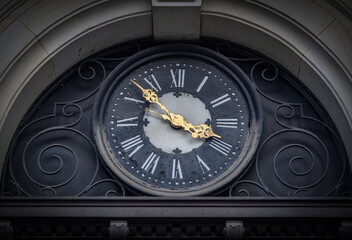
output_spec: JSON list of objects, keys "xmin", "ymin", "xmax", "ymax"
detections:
[{"xmin": 93, "ymin": 44, "xmax": 262, "ymax": 196}]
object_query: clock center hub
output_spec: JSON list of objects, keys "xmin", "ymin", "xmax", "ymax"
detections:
[{"xmin": 143, "ymin": 92, "xmax": 211, "ymax": 154}]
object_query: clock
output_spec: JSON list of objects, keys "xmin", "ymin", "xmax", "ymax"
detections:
[{"xmin": 93, "ymin": 44, "xmax": 262, "ymax": 196}]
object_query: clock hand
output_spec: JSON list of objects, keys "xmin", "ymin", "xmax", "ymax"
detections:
[
  {"xmin": 145, "ymin": 108, "xmax": 171, "ymax": 121},
  {"xmin": 146, "ymin": 109, "xmax": 220, "ymax": 138},
  {"xmin": 183, "ymin": 121, "xmax": 221, "ymax": 139},
  {"xmin": 130, "ymin": 80, "xmax": 175, "ymax": 116},
  {"xmin": 169, "ymin": 114, "xmax": 221, "ymax": 138},
  {"xmin": 130, "ymin": 80, "xmax": 173, "ymax": 115},
  {"xmin": 130, "ymin": 80, "xmax": 221, "ymax": 139},
  {"xmin": 130, "ymin": 80, "xmax": 159, "ymax": 104},
  {"xmin": 130, "ymin": 80, "xmax": 185, "ymax": 129}
]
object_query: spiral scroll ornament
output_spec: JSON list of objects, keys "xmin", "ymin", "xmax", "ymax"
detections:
[
  {"xmin": 255, "ymin": 129, "xmax": 331, "ymax": 196},
  {"xmin": 9, "ymin": 128, "xmax": 97, "ymax": 196},
  {"xmin": 1, "ymin": 39, "xmax": 349, "ymax": 198}
]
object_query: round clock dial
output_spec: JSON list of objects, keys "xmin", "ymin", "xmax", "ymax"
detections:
[{"xmin": 93, "ymin": 44, "xmax": 262, "ymax": 196}]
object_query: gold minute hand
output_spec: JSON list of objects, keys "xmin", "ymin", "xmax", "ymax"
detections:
[
  {"xmin": 130, "ymin": 80, "xmax": 159, "ymax": 104},
  {"xmin": 130, "ymin": 80, "xmax": 221, "ymax": 139},
  {"xmin": 130, "ymin": 80, "xmax": 172, "ymax": 115}
]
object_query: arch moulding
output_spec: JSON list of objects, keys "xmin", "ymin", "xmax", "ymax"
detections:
[{"xmin": 0, "ymin": 0, "xmax": 351, "ymax": 176}]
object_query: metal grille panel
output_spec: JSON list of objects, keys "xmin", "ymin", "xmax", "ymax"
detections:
[{"xmin": 1, "ymin": 38, "xmax": 350, "ymax": 197}]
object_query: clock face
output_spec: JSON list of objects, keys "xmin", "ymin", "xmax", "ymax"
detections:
[{"xmin": 93, "ymin": 44, "xmax": 262, "ymax": 196}]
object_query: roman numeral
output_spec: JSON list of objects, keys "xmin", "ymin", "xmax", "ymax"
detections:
[
  {"xmin": 172, "ymin": 159, "xmax": 183, "ymax": 179},
  {"xmin": 216, "ymin": 118, "xmax": 238, "ymax": 129},
  {"xmin": 116, "ymin": 116, "xmax": 139, "ymax": 127},
  {"xmin": 124, "ymin": 97, "xmax": 145, "ymax": 104},
  {"xmin": 196, "ymin": 76, "xmax": 209, "ymax": 92},
  {"xmin": 121, "ymin": 135, "xmax": 144, "ymax": 157},
  {"xmin": 144, "ymin": 74, "xmax": 162, "ymax": 92},
  {"xmin": 209, "ymin": 138, "xmax": 232, "ymax": 156},
  {"xmin": 196, "ymin": 155, "xmax": 210, "ymax": 173},
  {"xmin": 141, "ymin": 152, "xmax": 160, "ymax": 174},
  {"xmin": 170, "ymin": 69, "xmax": 185, "ymax": 88},
  {"xmin": 210, "ymin": 93, "xmax": 231, "ymax": 108}
]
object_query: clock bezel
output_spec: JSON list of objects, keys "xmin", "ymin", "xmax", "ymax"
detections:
[{"xmin": 93, "ymin": 44, "xmax": 262, "ymax": 196}]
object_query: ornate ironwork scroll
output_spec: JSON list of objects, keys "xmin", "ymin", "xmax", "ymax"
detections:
[
  {"xmin": 216, "ymin": 42, "xmax": 351, "ymax": 197},
  {"xmin": 1, "ymin": 39, "xmax": 350, "ymax": 197}
]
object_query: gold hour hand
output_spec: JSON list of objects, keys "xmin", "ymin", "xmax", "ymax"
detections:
[
  {"xmin": 182, "ymin": 121, "xmax": 221, "ymax": 139},
  {"xmin": 169, "ymin": 114, "xmax": 221, "ymax": 139},
  {"xmin": 193, "ymin": 124, "xmax": 221, "ymax": 139}
]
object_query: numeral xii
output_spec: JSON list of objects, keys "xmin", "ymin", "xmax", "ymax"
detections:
[{"xmin": 170, "ymin": 69, "xmax": 185, "ymax": 88}]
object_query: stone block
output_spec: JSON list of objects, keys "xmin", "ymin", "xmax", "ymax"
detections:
[{"xmin": 0, "ymin": 20, "xmax": 35, "ymax": 81}]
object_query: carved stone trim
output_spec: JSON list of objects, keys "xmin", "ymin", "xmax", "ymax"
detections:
[{"xmin": 152, "ymin": 0, "xmax": 202, "ymax": 40}]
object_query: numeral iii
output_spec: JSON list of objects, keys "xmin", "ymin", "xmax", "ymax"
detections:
[{"xmin": 216, "ymin": 118, "xmax": 238, "ymax": 129}]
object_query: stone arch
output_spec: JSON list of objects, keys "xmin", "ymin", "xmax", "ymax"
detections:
[{"xmin": 0, "ymin": 0, "xmax": 351, "ymax": 176}]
